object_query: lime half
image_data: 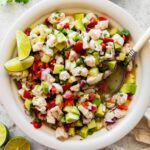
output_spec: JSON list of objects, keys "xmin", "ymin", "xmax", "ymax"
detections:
[
  {"xmin": 4, "ymin": 56, "xmax": 34, "ymax": 72},
  {"xmin": 0, "ymin": 123, "xmax": 9, "ymax": 147},
  {"xmin": 4, "ymin": 136, "xmax": 30, "ymax": 150},
  {"xmin": 16, "ymin": 30, "xmax": 31, "ymax": 60}
]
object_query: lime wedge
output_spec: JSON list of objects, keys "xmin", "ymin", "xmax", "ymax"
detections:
[
  {"xmin": 16, "ymin": 30, "xmax": 31, "ymax": 60},
  {"xmin": 4, "ymin": 56, "xmax": 34, "ymax": 72},
  {"xmin": 0, "ymin": 123, "xmax": 9, "ymax": 147},
  {"xmin": 4, "ymin": 136, "xmax": 30, "ymax": 150}
]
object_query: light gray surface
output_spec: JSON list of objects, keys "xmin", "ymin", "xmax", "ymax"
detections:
[{"xmin": 0, "ymin": 0, "xmax": 150, "ymax": 149}]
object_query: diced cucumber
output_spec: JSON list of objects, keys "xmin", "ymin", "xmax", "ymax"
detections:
[
  {"xmin": 126, "ymin": 73, "xmax": 135, "ymax": 83},
  {"xmin": 109, "ymin": 27, "xmax": 118, "ymax": 36},
  {"xmin": 75, "ymin": 120, "xmax": 83, "ymax": 127},
  {"xmin": 65, "ymin": 113, "xmax": 79, "ymax": 123},
  {"xmin": 75, "ymin": 19, "xmax": 86, "ymax": 32},
  {"xmin": 74, "ymin": 13, "xmax": 85, "ymax": 20},
  {"xmin": 120, "ymin": 28, "xmax": 130, "ymax": 36},
  {"xmin": 88, "ymin": 67, "xmax": 99, "ymax": 76},
  {"xmin": 120, "ymin": 83, "xmax": 136, "ymax": 94},
  {"xmin": 96, "ymin": 122, "xmax": 103, "ymax": 131},
  {"xmin": 41, "ymin": 81, "xmax": 49, "ymax": 94},
  {"xmin": 93, "ymin": 52, "xmax": 100, "ymax": 65},
  {"xmin": 53, "ymin": 64, "xmax": 64, "ymax": 74},
  {"xmin": 76, "ymin": 57, "xmax": 84, "ymax": 66},
  {"xmin": 78, "ymin": 126, "xmax": 88, "ymax": 138},
  {"xmin": 95, "ymin": 104, "xmax": 105, "ymax": 117},
  {"xmin": 24, "ymin": 99, "xmax": 32, "ymax": 111},
  {"xmin": 68, "ymin": 128, "xmax": 75, "ymax": 136},
  {"xmin": 61, "ymin": 116, "xmax": 66, "ymax": 123},
  {"xmin": 114, "ymin": 42, "xmax": 122, "ymax": 51},
  {"xmin": 87, "ymin": 120, "xmax": 96, "ymax": 130},
  {"xmin": 117, "ymin": 52, "xmax": 126, "ymax": 61},
  {"xmin": 106, "ymin": 61, "xmax": 117, "ymax": 71},
  {"xmin": 73, "ymin": 34, "xmax": 81, "ymax": 41},
  {"xmin": 93, "ymin": 98, "xmax": 101, "ymax": 107},
  {"xmin": 97, "ymin": 39, "xmax": 103, "ymax": 44},
  {"xmin": 41, "ymin": 54, "xmax": 51, "ymax": 63},
  {"xmin": 64, "ymin": 106, "xmax": 80, "ymax": 115}
]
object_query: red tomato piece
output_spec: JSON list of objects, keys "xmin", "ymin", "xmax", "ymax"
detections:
[
  {"xmin": 128, "ymin": 95, "xmax": 133, "ymax": 101},
  {"xmin": 24, "ymin": 28, "xmax": 31, "ymax": 36},
  {"xmin": 23, "ymin": 90, "xmax": 31, "ymax": 99},
  {"xmin": 101, "ymin": 43, "xmax": 106, "ymax": 49},
  {"xmin": 31, "ymin": 120, "xmax": 42, "ymax": 129},
  {"xmin": 91, "ymin": 105, "xmax": 97, "ymax": 112},
  {"xmin": 65, "ymin": 51, "xmax": 70, "ymax": 59},
  {"xmin": 62, "ymin": 83, "xmax": 71, "ymax": 92},
  {"xmin": 89, "ymin": 94, "xmax": 96, "ymax": 101},
  {"xmin": 64, "ymin": 22, "xmax": 70, "ymax": 29},
  {"xmin": 51, "ymin": 86, "xmax": 57, "ymax": 95},
  {"xmin": 73, "ymin": 40, "xmax": 83, "ymax": 53},
  {"xmin": 82, "ymin": 102, "xmax": 89, "ymax": 109},
  {"xmin": 99, "ymin": 16, "xmax": 108, "ymax": 21},
  {"xmin": 118, "ymin": 104, "xmax": 128, "ymax": 110},
  {"xmin": 87, "ymin": 17, "xmax": 97, "ymax": 28},
  {"xmin": 103, "ymin": 38, "xmax": 114, "ymax": 43},
  {"xmin": 47, "ymin": 100, "xmax": 56, "ymax": 109}
]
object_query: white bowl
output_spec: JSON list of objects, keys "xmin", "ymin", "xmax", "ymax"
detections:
[{"xmin": 1, "ymin": 0, "xmax": 150, "ymax": 149}]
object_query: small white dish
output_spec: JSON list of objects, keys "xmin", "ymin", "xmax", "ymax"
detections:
[{"xmin": 1, "ymin": 0, "xmax": 150, "ymax": 150}]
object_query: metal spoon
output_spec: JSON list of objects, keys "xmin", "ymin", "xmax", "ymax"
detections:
[{"xmin": 102, "ymin": 27, "xmax": 150, "ymax": 94}]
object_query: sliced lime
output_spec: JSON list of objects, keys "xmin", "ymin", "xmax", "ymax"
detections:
[
  {"xmin": 4, "ymin": 136, "xmax": 30, "ymax": 150},
  {"xmin": 16, "ymin": 30, "xmax": 31, "ymax": 60},
  {"xmin": 0, "ymin": 123, "xmax": 9, "ymax": 147},
  {"xmin": 4, "ymin": 56, "xmax": 34, "ymax": 72}
]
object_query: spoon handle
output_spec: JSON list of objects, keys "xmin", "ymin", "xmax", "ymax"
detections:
[{"xmin": 126, "ymin": 26, "xmax": 150, "ymax": 64}]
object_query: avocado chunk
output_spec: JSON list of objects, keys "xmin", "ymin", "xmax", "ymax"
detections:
[
  {"xmin": 95, "ymin": 104, "xmax": 105, "ymax": 117},
  {"xmin": 88, "ymin": 120, "xmax": 97, "ymax": 130},
  {"xmin": 114, "ymin": 42, "xmax": 122, "ymax": 51},
  {"xmin": 68, "ymin": 127, "xmax": 75, "ymax": 136},
  {"xmin": 109, "ymin": 27, "xmax": 118, "ymax": 36},
  {"xmin": 41, "ymin": 54, "xmax": 51, "ymax": 63},
  {"xmin": 78, "ymin": 126, "xmax": 88, "ymax": 138},
  {"xmin": 96, "ymin": 122, "xmax": 103, "ymax": 131},
  {"xmin": 117, "ymin": 52, "xmax": 126, "ymax": 61},
  {"xmin": 56, "ymin": 32, "xmax": 67, "ymax": 43},
  {"xmin": 75, "ymin": 120, "xmax": 83, "ymax": 127},
  {"xmin": 74, "ymin": 13, "xmax": 85, "ymax": 20},
  {"xmin": 53, "ymin": 64, "xmax": 64, "ymax": 74},
  {"xmin": 41, "ymin": 81, "xmax": 49, "ymax": 94},
  {"xmin": 93, "ymin": 52, "xmax": 100, "ymax": 65},
  {"xmin": 88, "ymin": 67, "xmax": 99, "ymax": 76},
  {"xmin": 55, "ymin": 42, "xmax": 67, "ymax": 51},
  {"xmin": 64, "ymin": 106, "xmax": 80, "ymax": 115},
  {"xmin": 65, "ymin": 112, "xmax": 79, "ymax": 123},
  {"xmin": 120, "ymin": 83, "xmax": 136, "ymax": 94},
  {"xmin": 106, "ymin": 61, "xmax": 117, "ymax": 71},
  {"xmin": 75, "ymin": 19, "xmax": 86, "ymax": 32},
  {"xmin": 25, "ymin": 99, "xmax": 32, "ymax": 111}
]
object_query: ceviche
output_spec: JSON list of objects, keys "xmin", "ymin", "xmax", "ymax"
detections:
[{"xmin": 4, "ymin": 12, "xmax": 136, "ymax": 140}]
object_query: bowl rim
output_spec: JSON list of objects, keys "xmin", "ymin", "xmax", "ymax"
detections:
[{"xmin": 1, "ymin": 0, "xmax": 150, "ymax": 150}]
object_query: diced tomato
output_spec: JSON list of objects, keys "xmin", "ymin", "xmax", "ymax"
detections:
[
  {"xmin": 44, "ymin": 18, "xmax": 50, "ymax": 25},
  {"xmin": 31, "ymin": 120, "xmax": 42, "ymax": 129},
  {"xmin": 101, "ymin": 43, "xmax": 106, "ymax": 49},
  {"xmin": 64, "ymin": 22, "xmax": 70, "ymax": 29},
  {"xmin": 62, "ymin": 83, "xmax": 71, "ymax": 92},
  {"xmin": 128, "ymin": 95, "xmax": 133, "ymax": 101},
  {"xmin": 23, "ymin": 90, "xmax": 31, "ymax": 99},
  {"xmin": 51, "ymin": 86, "xmax": 57, "ymax": 95},
  {"xmin": 65, "ymin": 51, "xmax": 70, "ymax": 59},
  {"xmin": 89, "ymin": 94, "xmax": 96, "ymax": 101},
  {"xmin": 63, "ymin": 92, "xmax": 74, "ymax": 107},
  {"xmin": 45, "ymin": 63, "xmax": 49, "ymax": 69},
  {"xmin": 47, "ymin": 100, "xmax": 56, "ymax": 109},
  {"xmin": 58, "ymin": 102, "xmax": 63, "ymax": 109},
  {"xmin": 24, "ymin": 27, "xmax": 31, "ymax": 36},
  {"xmin": 103, "ymin": 38, "xmax": 114, "ymax": 43},
  {"xmin": 82, "ymin": 102, "xmax": 89, "ymax": 109},
  {"xmin": 50, "ymin": 59, "xmax": 56, "ymax": 66},
  {"xmin": 87, "ymin": 17, "xmax": 97, "ymax": 28},
  {"xmin": 73, "ymin": 40, "xmax": 83, "ymax": 53},
  {"xmin": 99, "ymin": 16, "xmax": 108, "ymax": 21},
  {"xmin": 91, "ymin": 105, "xmax": 97, "ymax": 112},
  {"xmin": 33, "ymin": 63, "xmax": 38, "ymax": 72},
  {"xmin": 118, "ymin": 104, "xmax": 128, "ymax": 110},
  {"xmin": 64, "ymin": 99, "xmax": 74, "ymax": 107}
]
